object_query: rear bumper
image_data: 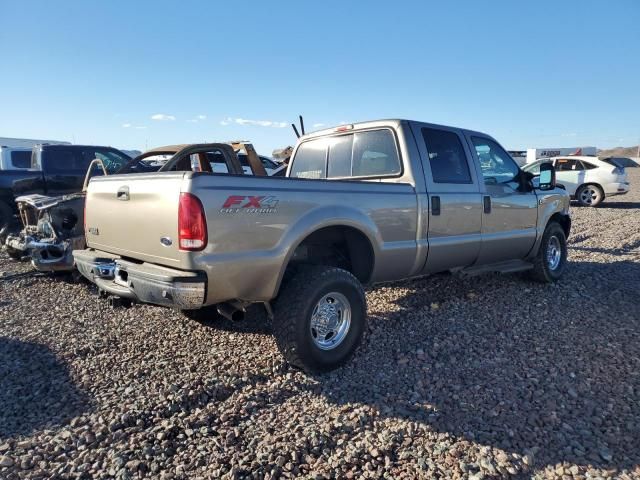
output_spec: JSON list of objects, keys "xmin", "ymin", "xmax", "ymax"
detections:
[{"xmin": 73, "ymin": 249, "xmax": 206, "ymax": 309}]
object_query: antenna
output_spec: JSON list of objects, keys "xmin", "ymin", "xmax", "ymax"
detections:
[{"xmin": 291, "ymin": 115, "xmax": 306, "ymax": 138}]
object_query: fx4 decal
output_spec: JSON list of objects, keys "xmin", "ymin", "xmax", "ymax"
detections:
[{"xmin": 220, "ymin": 195, "xmax": 279, "ymax": 214}]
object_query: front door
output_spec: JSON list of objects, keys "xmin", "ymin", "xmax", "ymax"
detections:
[
  {"xmin": 412, "ymin": 124, "xmax": 483, "ymax": 274},
  {"xmin": 465, "ymin": 135, "xmax": 538, "ymax": 265}
]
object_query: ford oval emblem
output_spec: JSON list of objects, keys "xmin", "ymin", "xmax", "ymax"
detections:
[{"xmin": 160, "ymin": 237, "xmax": 173, "ymax": 247}]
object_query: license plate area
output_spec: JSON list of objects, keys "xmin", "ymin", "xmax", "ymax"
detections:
[{"xmin": 114, "ymin": 265, "xmax": 129, "ymax": 287}]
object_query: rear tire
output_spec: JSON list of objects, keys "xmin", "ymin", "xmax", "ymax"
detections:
[
  {"xmin": 528, "ymin": 222, "xmax": 567, "ymax": 283},
  {"xmin": 0, "ymin": 201, "xmax": 14, "ymax": 244},
  {"xmin": 273, "ymin": 265, "xmax": 367, "ymax": 373},
  {"xmin": 576, "ymin": 184, "xmax": 604, "ymax": 207}
]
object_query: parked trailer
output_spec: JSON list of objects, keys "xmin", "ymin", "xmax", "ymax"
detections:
[{"xmin": 526, "ymin": 146, "xmax": 597, "ymax": 164}]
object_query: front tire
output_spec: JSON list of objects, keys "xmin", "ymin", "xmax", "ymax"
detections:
[
  {"xmin": 528, "ymin": 222, "xmax": 567, "ymax": 283},
  {"xmin": 273, "ymin": 266, "xmax": 367, "ymax": 373},
  {"xmin": 576, "ymin": 184, "xmax": 604, "ymax": 207}
]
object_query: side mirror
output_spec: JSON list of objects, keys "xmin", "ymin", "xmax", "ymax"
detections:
[{"xmin": 538, "ymin": 162, "xmax": 556, "ymax": 190}]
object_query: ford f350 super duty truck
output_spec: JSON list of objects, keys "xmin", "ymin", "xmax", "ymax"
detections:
[{"xmin": 74, "ymin": 120, "xmax": 570, "ymax": 373}]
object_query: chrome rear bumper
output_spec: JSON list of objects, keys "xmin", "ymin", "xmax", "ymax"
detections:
[{"xmin": 73, "ymin": 249, "xmax": 206, "ymax": 309}]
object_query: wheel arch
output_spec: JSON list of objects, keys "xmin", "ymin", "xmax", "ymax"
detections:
[
  {"xmin": 548, "ymin": 212, "xmax": 571, "ymax": 239},
  {"xmin": 274, "ymin": 222, "xmax": 377, "ymax": 297}
]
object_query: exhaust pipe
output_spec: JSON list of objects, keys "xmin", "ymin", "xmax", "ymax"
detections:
[{"xmin": 216, "ymin": 302, "xmax": 245, "ymax": 321}]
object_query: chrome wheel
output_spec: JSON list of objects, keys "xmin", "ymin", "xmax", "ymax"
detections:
[
  {"xmin": 579, "ymin": 186, "xmax": 600, "ymax": 206},
  {"xmin": 546, "ymin": 235, "xmax": 562, "ymax": 270},
  {"xmin": 310, "ymin": 292, "xmax": 351, "ymax": 350}
]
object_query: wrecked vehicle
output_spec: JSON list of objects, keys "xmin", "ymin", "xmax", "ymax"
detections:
[
  {"xmin": 5, "ymin": 192, "xmax": 86, "ymax": 269},
  {"xmin": 3, "ymin": 158, "xmax": 109, "ymax": 269}
]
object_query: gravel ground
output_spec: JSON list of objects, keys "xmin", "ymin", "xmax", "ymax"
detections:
[{"xmin": 1, "ymin": 171, "xmax": 639, "ymax": 479}]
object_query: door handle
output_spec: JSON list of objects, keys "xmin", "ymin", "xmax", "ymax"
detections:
[
  {"xmin": 483, "ymin": 195, "xmax": 491, "ymax": 214},
  {"xmin": 117, "ymin": 186, "xmax": 130, "ymax": 201},
  {"xmin": 431, "ymin": 196, "xmax": 441, "ymax": 216}
]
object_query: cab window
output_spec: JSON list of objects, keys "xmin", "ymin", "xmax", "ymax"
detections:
[
  {"xmin": 290, "ymin": 128, "xmax": 400, "ymax": 179},
  {"xmin": 471, "ymin": 137, "xmax": 520, "ymax": 185},
  {"xmin": 90, "ymin": 149, "xmax": 131, "ymax": 174},
  {"xmin": 290, "ymin": 139, "xmax": 328, "ymax": 179},
  {"xmin": 422, "ymin": 128, "xmax": 472, "ymax": 184},
  {"xmin": 555, "ymin": 159, "xmax": 583, "ymax": 171},
  {"xmin": 10, "ymin": 151, "xmax": 31, "ymax": 169}
]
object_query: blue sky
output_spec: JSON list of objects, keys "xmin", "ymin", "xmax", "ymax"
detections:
[{"xmin": 1, "ymin": 0, "xmax": 638, "ymax": 154}]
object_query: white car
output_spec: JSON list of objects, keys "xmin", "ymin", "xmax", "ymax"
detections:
[{"xmin": 523, "ymin": 156, "xmax": 630, "ymax": 206}]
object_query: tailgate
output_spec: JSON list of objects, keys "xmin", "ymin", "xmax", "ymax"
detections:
[{"xmin": 84, "ymin": 172, "xmax": 186, "ymax": 266}]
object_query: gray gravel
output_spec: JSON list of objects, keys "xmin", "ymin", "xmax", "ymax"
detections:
[{"xmin": 1, "ymin": 171, "xmax": 639, "ymax": 479}]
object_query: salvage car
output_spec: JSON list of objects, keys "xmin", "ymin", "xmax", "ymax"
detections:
[
  {"xmin": 74, "ymin": 119, "xmax": 571, "ymax": 373},
  {"xmin": 523, "ymin": 156, "xmax": 630, "ymax": 206}
]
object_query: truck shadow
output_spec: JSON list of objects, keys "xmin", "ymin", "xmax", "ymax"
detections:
[
  {"xmin": 0, "ymin": 338, "xmax": 92, "ymax": 439},
  {"xmin": 313, "ymin": 259, "xmax": 640, "ymax": 472},
  {"xmin": 597, "ymin": 201, "xmax": 640, "ymax": 209}
]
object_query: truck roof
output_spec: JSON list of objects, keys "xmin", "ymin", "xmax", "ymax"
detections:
[
  {"xmin": 36, "ymin": 144, "xmax": 115, "ymax": 150},
  {"xmin": 301, "ymin": 119, "xmax": 491, "ymax": 141}
]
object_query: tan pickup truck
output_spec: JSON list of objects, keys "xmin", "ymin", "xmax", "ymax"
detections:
[{"xmin": 74, "ymin": 120, "xmax": 571, "ymax": 372}]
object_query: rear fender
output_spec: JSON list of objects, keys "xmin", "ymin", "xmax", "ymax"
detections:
[{"xmin": 272, "ymin": 206, "xmax": 381, "ymax": 296}]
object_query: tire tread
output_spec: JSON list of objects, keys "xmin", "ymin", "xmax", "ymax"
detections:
[{"xmin": 272, "ymin": 265, "xmax": 366, "ymax": 372}]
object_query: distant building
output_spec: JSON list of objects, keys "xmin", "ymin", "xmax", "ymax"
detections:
[
  {"xmin": 526, "ymin": 146, "xmax": 596, "ymax": 164},
  {"xmin": 0, "ymin": 137, "xmax": 70, "ymax": 148}
]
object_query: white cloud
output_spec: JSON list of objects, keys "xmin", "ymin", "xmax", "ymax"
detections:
[
  {"xmin": 187, "ymin": 114, "xmax": 208, "ymax": 123},
  {"xmin": 151, "ymin": 113, "xmax": 176, "ymax": 121},
  {"xmin": 219, "ymin": 117, "xmax": 288, "ymax": 128},
  {"xmin": 560, "ymin": 132, "xmax": 578, "ymax": 137},
  {"xmin": 313, "ymin": 123, "xmax": 325, "ymax": 128},
  {"xmin": 122, "ymin": 122, "xmax": 146, "ymax": 129}
]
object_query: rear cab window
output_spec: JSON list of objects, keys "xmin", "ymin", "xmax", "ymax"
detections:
[
  {"xmin": 290, "ymin": 128, "xmax": 401, "ymax": 180},
  {"xmin": 10, "ymin": 151, "xmax": 31, "ymax": 169}
]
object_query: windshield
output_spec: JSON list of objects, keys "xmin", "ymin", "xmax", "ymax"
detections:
[{"xmin": 117, "ymin": 153, "xmax": 173, "ymax": 173}]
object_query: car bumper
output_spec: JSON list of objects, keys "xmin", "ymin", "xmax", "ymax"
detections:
[
  {"xmin": 605, "ymin": 182, "xmax": 630, "ymax": 196},
  {"xmin": 73, "ymin": 249, "xmax": 206, "ymax": 309}
]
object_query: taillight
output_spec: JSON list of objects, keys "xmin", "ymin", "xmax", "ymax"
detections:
[{"xmin": 178, "ymin": 192, "xmax": 207, "ymax": 251}]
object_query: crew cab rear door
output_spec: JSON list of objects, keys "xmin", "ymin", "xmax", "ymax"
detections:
[
  {"xmin": 464, "ymin": 133, "xmax": 538, "ymax": 264},
  {"xmin": 411, "ymin": 123, "xmax": 483, "ymax": 273}
]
